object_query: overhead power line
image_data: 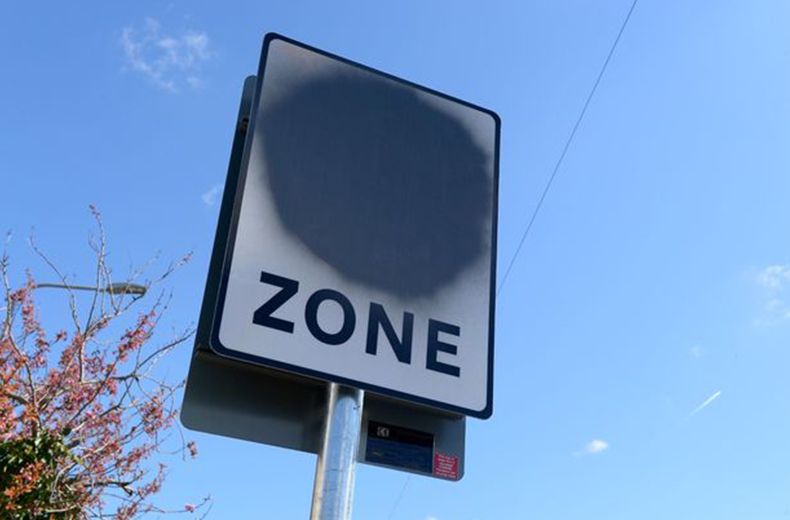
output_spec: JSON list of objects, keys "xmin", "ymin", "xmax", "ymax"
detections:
[
  {"xmin": 497, "ymin": 0, "xmax": 640, "ymax": 295},
  {"xmin": 386, "ymin": 475, "xmax": 411, "ymax": 520},
  {"xmin": 386, "ymin": 3, "xmax": 641, "ymax": 518}
]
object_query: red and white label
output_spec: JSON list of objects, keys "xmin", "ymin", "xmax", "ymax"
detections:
[{"xmin": 433, "ymin": 453, "xmax": 459, "ymax": 480}]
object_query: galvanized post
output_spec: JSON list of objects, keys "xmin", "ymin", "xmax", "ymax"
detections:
[{"xmin": 310, "ymin": 383, "xmax": 365, "ymax": 520}]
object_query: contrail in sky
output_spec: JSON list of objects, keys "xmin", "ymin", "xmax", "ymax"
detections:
[{"xmin": 690, "ymin": 390, "xmax": 722, "ymax": 416}]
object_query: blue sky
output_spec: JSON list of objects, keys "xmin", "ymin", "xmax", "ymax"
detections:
[{"xmin": 3, "ymin": 0, "xmax": 790, "ymax": 518}]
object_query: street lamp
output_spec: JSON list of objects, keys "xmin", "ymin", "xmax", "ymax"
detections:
[{"xmin": 33, "ymin": 282, "xmax": 147, "ymax": 296}]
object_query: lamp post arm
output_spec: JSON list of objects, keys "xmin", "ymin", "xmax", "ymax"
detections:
[
  {"xmin": 33, "ymin": 283, "xmax": 147, "ymax": 296},
  {"xmin": 34, "ymin": 283, "xmax": 106, "ymax": 293}
]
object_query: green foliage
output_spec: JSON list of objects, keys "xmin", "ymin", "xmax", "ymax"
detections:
[{"xmin": 0, "ymin": 430, "xmax": 80, "ymax": 519}]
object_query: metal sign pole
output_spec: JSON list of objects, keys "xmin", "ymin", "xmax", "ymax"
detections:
[{"xmin": 310, "ymin": 383, "xmax": 365, "ymax": 520}]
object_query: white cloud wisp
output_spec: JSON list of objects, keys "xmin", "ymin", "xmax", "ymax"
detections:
[
  {"xmin": 574, "ymin": 439, "xmax": 609, "ymax": 457},
  {"xmin": 757, "ymin": 265, "xmax": 790, "ymax": 290},
  {"xmin": 755, "ymin": 264, "xmax": 790, "ymax": 324},
  {"xmin": 690, "ymin": 390, "xmax": 721, "ymax": 416},
  {"xmin": 202, "ymin": 184, "xmax": 223, "ymax": 206},
  {"xmin": 121, "ymin": 18, "xmax": 211, "ymax": 92},
  {"xmin": 585, "ymin": 439, "xmax": 609, "ymax": 454}
]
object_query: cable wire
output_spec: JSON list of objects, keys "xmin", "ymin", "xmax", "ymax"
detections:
[
  {"xmin": 386, "ymin": 475, "xmax": 411, "ymax": 520},
  {"xmin": 497, "ymin": 0, "xmax": 639, "ymax": 296},
  {"xmin": 386, "ymin": 3, "xmax": 641, "ymax": 518}
]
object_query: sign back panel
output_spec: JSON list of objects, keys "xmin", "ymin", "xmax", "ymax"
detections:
[{"xmin": 210, "ymin": 34, "xmax": 499, "ymax": 418}]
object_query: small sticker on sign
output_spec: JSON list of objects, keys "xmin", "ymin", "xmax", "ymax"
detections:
[
  {"xmin": 433, "ymin": 452, "xmax": 459, "ymax": 480},
  {"xmin": 366, "ymin": 421, "xmax": 434, "ymax": 474}
]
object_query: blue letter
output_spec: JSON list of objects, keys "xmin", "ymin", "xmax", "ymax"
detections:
[
  {"xmin": 366, "ymin": 303, "xmax": 413, "ymax": 364},
  {"xmin": 253, "ymin": 271, "xmax": 298, "ymax": 333},
  {"xmin": 305, "ymin": 289, "xmax": 356, "ymax": 345},
  {"xmin": 426, "ymin": 319, "xmax": 460, "ymax": 377}
]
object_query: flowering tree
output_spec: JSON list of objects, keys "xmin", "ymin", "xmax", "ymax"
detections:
[{"xmin": 0, "ymin": 209, "xmax": 208, "ymax": 519}]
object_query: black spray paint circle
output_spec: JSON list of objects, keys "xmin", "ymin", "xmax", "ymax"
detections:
[{"xmin": 259, "ymin": 72, "xmax": 491, "ymax": 299}]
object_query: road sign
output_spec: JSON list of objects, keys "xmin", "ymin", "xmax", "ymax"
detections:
[
  {"xmin": 208, "ymin": 34, "xmax": 500, "ymax": 418},
  {"xmin": 182, "ymin": 75, "xmax": 467, "ymax": 482}
]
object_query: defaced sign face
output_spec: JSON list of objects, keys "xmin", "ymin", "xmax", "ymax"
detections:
[{"xmin": 210, "ymin": 34, "xmax": 500, "ymax": 418}]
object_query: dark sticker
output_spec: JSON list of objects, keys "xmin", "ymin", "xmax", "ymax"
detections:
[{"xmin": 365, "ymin": 421, "xmax": 434, "ymax": 473}]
